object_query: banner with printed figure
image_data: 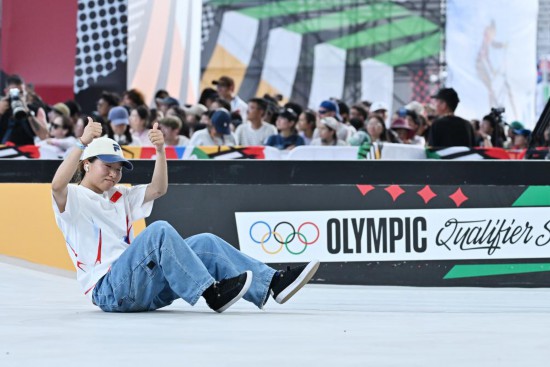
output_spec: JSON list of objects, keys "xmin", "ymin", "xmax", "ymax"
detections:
[{"xmin": 446, "ymin": 0, "xmax": 538, "ymax": 127}]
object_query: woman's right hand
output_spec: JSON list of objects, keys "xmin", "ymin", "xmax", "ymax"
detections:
[{"xmin": 80, "ymin": 117, "xmax": 103, "ymax": 145}]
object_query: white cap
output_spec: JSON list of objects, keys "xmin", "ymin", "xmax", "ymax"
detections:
[
  {"xmin": 370, "ymin": 101, "xmax": 388, "ymax": 112},
  {"xmin": 81, "ymin": 137, "xmax": 133, "ymax": 170},
  {"xmin": 183, "ymin": 103, "xmax": 208, "ymax": 117},
  {"xmin": 320, "ymin": 116, "xmax": 339, "ymax": 131},
  {"xmin": 405, "ymin": 101, "xmax": 424, "ymax": 116}
]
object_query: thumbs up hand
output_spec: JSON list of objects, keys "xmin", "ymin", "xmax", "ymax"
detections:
[{"xmin": 148, "ymin": 122, "xmax": 165, "ymax": 152}]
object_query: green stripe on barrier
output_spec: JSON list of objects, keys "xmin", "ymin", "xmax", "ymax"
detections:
[
  {"xmin": 328, "ymin": 16, "xmax": 438, "ymax": 49},
  {"xmin": 210, "ymin": 0, "xmax": 262, "ymax": 6},
  {"xmin": 373, "ymin": 32, "xmax": 441, "ymax": 66},
  {"xmin": 512, "ymin": 186, "xmax": 550, "ymax": 207},
  {"xmin": 444, "ymin": 263, "xmax": 550, "ymax": 279},
  {"xmin": 239, "ymin": 0, "xmax": 362, "ymax": 20},
  {"xmin": 285, "ymin": 3, "xmax": 409, "ymax": 34}
]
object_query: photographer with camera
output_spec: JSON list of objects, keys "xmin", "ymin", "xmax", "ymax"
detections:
[
  {"xmin": 428, "ymin": 88, "xmax": 475, "ymax": 147},
  {"xmin": 0, "ymin": 74, "xmax": 48, "ymax": 145},
  {"xmin": 478, "ymin": 109, "xmax": 506, "ymax": 148}
]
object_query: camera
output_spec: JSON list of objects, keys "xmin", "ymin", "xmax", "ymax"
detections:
[
  {"xmin": 9, "ymin": 88, "xmax": 27, "ymax": 120},
  {"xmin": 490, "ymin": 107, "xmax": 505, "ymax": 125}
]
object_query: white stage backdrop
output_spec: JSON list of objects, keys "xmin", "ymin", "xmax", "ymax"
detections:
[{"xmin": 446, "ymin": 0, "xmax": 538, "ymax": 128}]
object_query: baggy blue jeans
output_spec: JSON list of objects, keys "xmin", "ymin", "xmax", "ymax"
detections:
[{"xmin": 92, "ymin": 221, "xmax": 277, "ymax": 312}]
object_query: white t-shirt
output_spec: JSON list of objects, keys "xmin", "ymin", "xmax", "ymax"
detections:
[
  {"xmin": 231, "ymin": 95, "xmax": 248, "ymax": 118},
  {"xmin": 52, "ymin": 184, "xmax": 153, "ymax": 300},
  {"xmin": 310, "ymin": 138, "xmax": 348, "ymax": 146},
  {"xmin": 234, "ymin": 121, "xmax": 277, "ymax": 146},
  {"xmin": 189, "ymin": 129, "xmax": 236, "ymax": 146},
  {"xmin": 175, "ymin": 135, "xmax": 190, "ymax": 146}
]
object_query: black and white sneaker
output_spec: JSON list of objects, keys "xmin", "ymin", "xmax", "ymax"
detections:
[
  {"xmin": 203, "ymin": 271, "xmax": 253, "ymax": 313},
  {"xmin": 270, "ymin": 260, "xmax": 320, "ymax": 304}
]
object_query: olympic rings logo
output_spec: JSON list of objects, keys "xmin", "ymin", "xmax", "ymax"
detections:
[{"xmin": 249, "ymin": 221, "xmax": 320, "ymax": 255}]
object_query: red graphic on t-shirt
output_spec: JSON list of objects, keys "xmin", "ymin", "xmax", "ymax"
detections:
[
  {"xmin": 77, "ymin": 261, "xmax": 86, "ymax": 272},
  {"xmin": 66, "ymin": 242, "xmax": 77, "ymax": 257},
  {"xmin": 110, "ymin": 191, "xmax": 122, "ymax": 203},
  {"xmin": 95, "ymin": 229, "xmax": 102, "ymax": 265},
  {"xmin": 84, "ymin": 283, "xmax": 96, "ymax": 295}
]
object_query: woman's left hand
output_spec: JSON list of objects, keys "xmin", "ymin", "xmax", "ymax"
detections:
[{"xmin": 148, "ymin": 122, "xmax": 165, "ymax": 152}]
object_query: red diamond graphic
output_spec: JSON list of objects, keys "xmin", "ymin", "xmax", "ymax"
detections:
[
  {"xmin": 385, "ymin": 185, "xmax": 405, "ymax": 202},
  {"xmin": 356, "ymin": 185, "xmax": 375, "ymax": 196},
  {"xmin": 449, "ymin": 188, "xmax": 468, "ymax": 207},
  {"xmin": 417, "ymin": 185, "xmax": 437, "ymax": 204}
]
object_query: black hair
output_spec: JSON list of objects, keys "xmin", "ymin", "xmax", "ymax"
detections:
[
  {"xmin": 199, "ymin": 88, "xmax": 218, "ymax": 106},
  {"xmin": 54, "ymin": 115, "xmax": 75, "ymax": 137},
  {"xmin": 368, "ymin": 114, "xmax": 398, "ymax": 143},
  {"xmin": 351, "ymin": 105, "xmax": 368, "ymax": 121},
  {"xmin": 134, "ymin": 105, "xmax": 150, "ymax": 126},
  {"xmin": 337, "ymin": 101, "xmax": 349, "ymax": 116},
  {"xmin": 406, "ymin": 110, "xmax": 420, "ymax": 127},
  {"xmin": 214, "ymin": 98, "xmax": 231, "ymax": 112},
  {"xmin": 482, "ymin": 114, "xmax": 505, "ymax": 147},
  {"xmin": 123, "ymin": 88, "xmax": 146, "ymax": 107},
  {"xmin": 248, "ymin": 97, "xmax": 267, "ymax": 111},
  {"xmin": 167, "ymin": 106, "xmax": 190, "ymax": 137},
  {"xmin": 349, "ymin": 117, "xmax": 364, "ymax": 131},
  {"xmin": 302, "ymin": 109, "xmax": 316, "ymax": 127},
  {"xmin": 154, "ymin": 89, "xmax": 169, "ymax": 99},
  {"xmin": 6, "ymin": 74, "xmax": 23, "ymax": 87},
  {"xmin": 64, "ymin": 100, "xmax": 82, "ymax": 117},
  {"xmin": 100, "ymin": 91, "xmax": 120, "ymax": 107}
]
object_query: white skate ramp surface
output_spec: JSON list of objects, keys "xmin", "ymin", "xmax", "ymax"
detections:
[{"xmin": 1, "ymin": 257, "xmax": 549, "ymax": 366}]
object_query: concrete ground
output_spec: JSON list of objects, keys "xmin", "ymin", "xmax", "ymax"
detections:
[{"xmin": 1, "ymin": 256, "xmax": 549, "ymax": 367}]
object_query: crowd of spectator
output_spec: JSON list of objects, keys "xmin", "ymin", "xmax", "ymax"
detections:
[{"xmin": 1, "ymin": 73, "xmax": 549, "ymax": 158}]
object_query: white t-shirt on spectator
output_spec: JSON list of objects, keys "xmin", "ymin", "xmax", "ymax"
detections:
[
  {"xmin": 174, "ymin": 135, "xmax": 190, "ymax": 146},
  {"xmin": 189, "ymin": 129, "xmax": 236, "ymax": 146},
  {"xmin": 231, "ymin": 95, "xmax": 248, "ymax": 119},
  {"xmin": 310, "ymin": 138, "xmax": 348, "ymax": 146},
  {"xmin": 299, "ymin": 131, "xmax": 314, "ymax": 145},
  {"xmin": 234, "ymin": 121, "xmax": 277, "ymax": 146},
  {"xmin": 52, "ymin": 184, "xmax": 153, "ymax": 300}
]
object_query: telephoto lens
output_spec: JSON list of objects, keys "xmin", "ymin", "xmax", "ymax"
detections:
[{"xmin": 9, "ymin": 88, "xmax": 27, "ymax": 119}]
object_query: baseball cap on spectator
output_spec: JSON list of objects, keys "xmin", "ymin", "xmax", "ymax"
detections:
[
  {"xmin": 211, "ymin": 108, "xmax": 231, "ymax": 135},
  {"xmin": 405, "ymin": 101, "xmax": 424, "ymax": 116},
  {"xmin": 319, "ymin": 100, "xmax": 341, "ymax": 120},
  {"xmin": 52, "ymin": 103, "xmax": 71, "ymax": 118},
  {"xmin": 279, "ymin": 107, "xmax": 298, "ymax": 122},
  {"xmin": 212, "ymin": 76, "xmax": 235, "ymax": 88},
  {"xmin": 320, "ymin": 116, "xmax": 339, "ymax": 131},
  {"xmin": 80, "ymin": 137, "xmax": 133, "ymax": 170},
  {"xmin": 431, "ymin": 88, "xmax": 460, "ymax": 111},
  {"xmin": 391, "ymin": 118, "xmax": 414, "ymax": 139},
  {"xmin": 370, "ymin": 101, "xmax": 388, "ymax": 113},
  {"xmin": 183, "ymin": 103, "xmax": 208, "ymax": 118},
  {"xmin": 156, "ymin": 96, "xmax": 180, "ymax": 107},
  {"xmin": 391, "ymin": 118, "xmax": 413, "ymax": 130},
  {"xmin": 108, "ymin": 106, "xmax": 129, "ymax": 126},
  {"xmin": 513, "ymin": 128, "xmax": 531, "ymax": 137},
  {"xmin": 509, "ymin": 121, "xmax": 525, "ymax": 130}
]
